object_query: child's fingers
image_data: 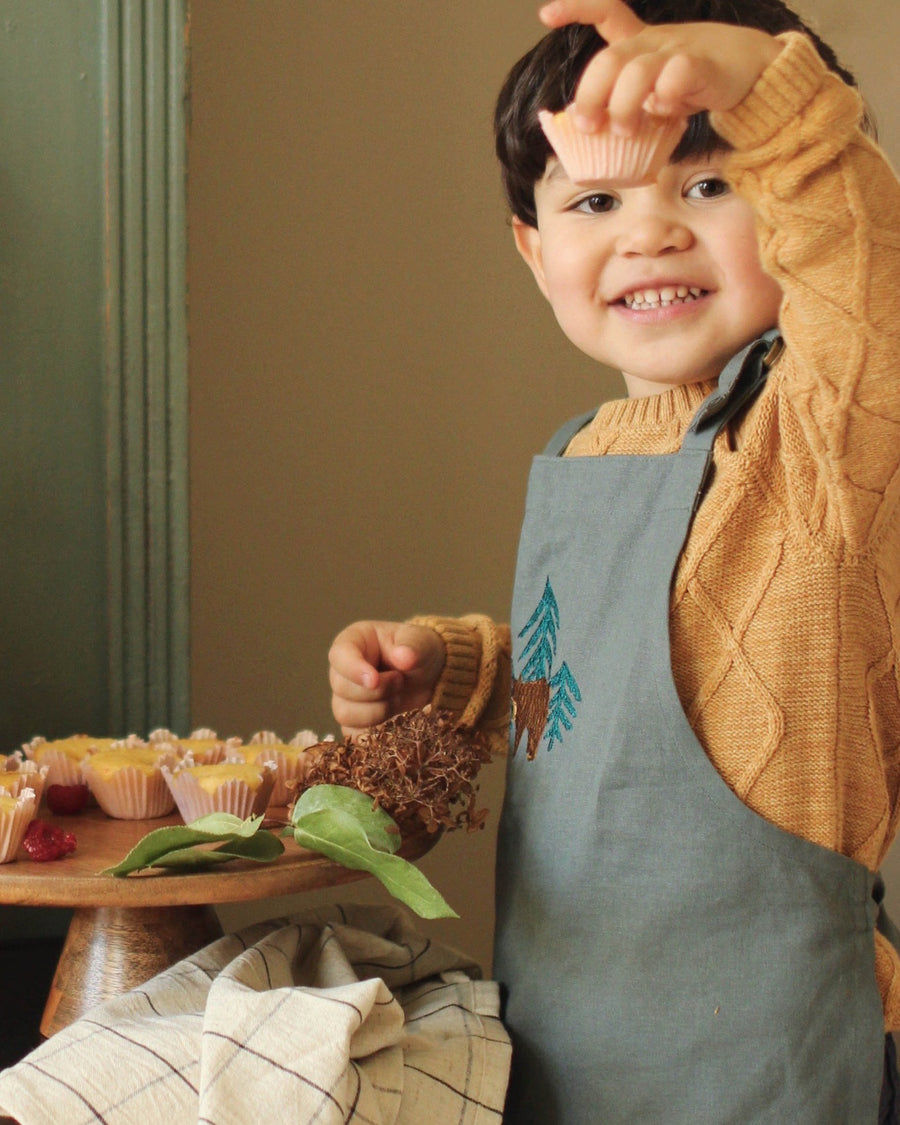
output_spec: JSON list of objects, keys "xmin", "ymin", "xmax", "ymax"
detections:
[
  {"xmin": 561, "ymin": 34, "xmax": 663, "ymax": 131},
  {"xmin": 650, "ymin": 52, "xmax": 722, "ymax": 114},
  {"xmin": 331, "ymin": 695, "xmax": 393, "ymax": 737},
  {"xmin": 328, "ymin": 663, "xmax": 401, "ymax": 703},
  {"xmin": 328, "ymin": 621, "xmax": 442, "ymax": 694},
  {"xmin": 388, "ymin": 623, "xmax": 444, "ymax": 678},
  {"xmin": 539, "ymin": 0, "xmax": 645, "ymax": 43},
  {"xmin": 585, "ymin": 48, "xmax": 670, "ymax": 132},
  {"xmin": 328, "ymin": 622, "xmax": 389, "ymax": 689}
]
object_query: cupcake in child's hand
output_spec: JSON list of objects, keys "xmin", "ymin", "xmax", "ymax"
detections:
[
  {"xmin": 82, "ymin": 746, "xmax": 178, "ymax": 819},
  {"xmin": 538, "ymin": 105, "xmax": 686, "ymax": 186},
  {"xmin": 240, "ymin": 730, "xmax": 330, "ymax": 808},
  {"xmin": 0, "ymin": 788, "xmax": 37, "ymax": 864},
  {"xmin": 162, "ymin": 760, "xmax": 276, "ymax": 824}
]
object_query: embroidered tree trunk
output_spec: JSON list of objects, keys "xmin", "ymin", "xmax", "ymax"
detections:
[{"xmin": 512, "ymin": 677, "xmax": 550, "ymax": 761}]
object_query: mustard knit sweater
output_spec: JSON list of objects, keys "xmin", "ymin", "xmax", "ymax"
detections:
[{"xmin": 413, "ymin": 33, "xmax": 900, "ymax": 1029}]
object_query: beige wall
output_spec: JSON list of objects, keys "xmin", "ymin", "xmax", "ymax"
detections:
[{"xmin": 188, "ymin": 2, "xmax": 900, "ymax": 972}]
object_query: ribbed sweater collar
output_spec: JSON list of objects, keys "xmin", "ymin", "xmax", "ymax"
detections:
[{"xmin": 593, "ymin": 379, "xmax": 718, "ymax": 432}]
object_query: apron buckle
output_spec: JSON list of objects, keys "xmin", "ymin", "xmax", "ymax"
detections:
[{"xmin": 763, "ymin": 336, "xmax": 785, "ymax": 369}]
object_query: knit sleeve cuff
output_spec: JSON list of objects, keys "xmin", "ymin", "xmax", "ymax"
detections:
[
  {"xmin": 711, "ymin": 32, "xmax": 856, "ymax": 153},
  {"xmin": 407, "ymin": 615, "xmax": 484, "ymax": 716},
  {"xmin": 406, "ymin": 614, "xmax": 512, "ymax": 752}
]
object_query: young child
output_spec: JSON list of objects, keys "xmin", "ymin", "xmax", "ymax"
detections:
[{"xmin": 329, "ymin": 0, "xmax": 900, "ymax": 1119}]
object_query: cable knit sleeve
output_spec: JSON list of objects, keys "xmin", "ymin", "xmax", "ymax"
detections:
[
  {"xmin": 407, "ymin": 614, "xmax": 511, "ymax": 755},
  {"xmin": 711, "ymin": 32, "xmax": 900, "ymax": 552},
  {"xmin": 712, "ymin": 33, "xmax": 900, "ymax": 1032}
]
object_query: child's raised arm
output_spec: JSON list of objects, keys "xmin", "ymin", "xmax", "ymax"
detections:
[
  {"xmin": 328, "ymin": 620, "xmax": 446, "ymax": 735},
  {"xmin": 538, "ymin": 0, "xmax": 782, "ymax": 135}
]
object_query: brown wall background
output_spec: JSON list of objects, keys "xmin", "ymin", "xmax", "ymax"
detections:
[{"xmin": 188, "ymin": 1, "xmax": 900, "ymax": 972}]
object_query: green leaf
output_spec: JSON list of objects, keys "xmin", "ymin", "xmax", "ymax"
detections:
[
  {"xmin": 188, "ymin": 812, "xmax": 265, "ymax": 837},
  {"xmin": 102, "ymin": 813, "xmax": 280, "ymax": 876},
  {"xmin": 150, "ymin": 832, "xmax": 285, "ymax": 870},
  {"xmin": 292, "ymin": 785, "xmax": 400, "ymax": 855},
  {"xmin": 292, "ymin": 807, "xmax": 456, "ymax": 920}
]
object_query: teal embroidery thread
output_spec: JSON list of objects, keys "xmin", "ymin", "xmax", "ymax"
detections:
[{"xmin": 512, "ymin": 577, "xmax": 582, "ymax": 759}]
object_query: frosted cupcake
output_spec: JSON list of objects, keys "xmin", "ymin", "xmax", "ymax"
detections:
[
  {"xmin": 148, "ymin": 727, "xmax": 240, "ymax": 765},
  {"xmin": 1, "ymin": 759, "xmax": 49, "ymax": 805},
  {"xmin": 0, "ymin": 788, "xmax": 37, "ymax": 864},
  {"xmin": 82, "ymin": 746, "xmax": 177, "ymax": 819},
  {"xmin": 240, "ymin": 730, "xmax": 326, "ymax": 807},
  {"xmin": 162, "ymin": 760, "xmax": 276, "ymax": 824},
  {"xmin": 538, "ymin": 106, "xmax": 686, "ymax": 186},
  {"xmin": 21, "ymin": 735, "xmax": 120, "ymax": 787}
]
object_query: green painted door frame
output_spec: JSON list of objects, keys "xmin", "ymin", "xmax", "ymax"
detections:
[
  {"xmin": 0, "ymin": 0, "xmax": 190, "ymax": 757},
  {"xmin": 102, "ymin": 0, "xmax": 191, "ymax": 738},
  {"xmin": 0, "ymin": 2, "xmax": 190, "ymax": 938}
]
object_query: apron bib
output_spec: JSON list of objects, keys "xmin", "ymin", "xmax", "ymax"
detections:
[{"xmin": 495, "ymin": 334, "xmax": 885, "ymax": 1123}]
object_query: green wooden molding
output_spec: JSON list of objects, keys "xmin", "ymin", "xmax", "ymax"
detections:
[{"xmin": 102, "ymin": 0, "xmax": 190, "ymax": 736}]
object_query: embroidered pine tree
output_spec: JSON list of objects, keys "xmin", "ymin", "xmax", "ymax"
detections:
[
  {"xmin": 546, "ymin": 661, "xmax": 582, "ymax": 751},
  {"xmin": 519, "ymin": 577, "xmax": 559, "ymax": 682},
  {"xmin": 512, "ymin": 578, "xmax": 580, "ymax": 759}
]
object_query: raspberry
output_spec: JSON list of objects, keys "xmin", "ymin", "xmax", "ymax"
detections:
[
  {"xmin": 46, "ymin": 784, "xmax": 90, "ymax": 814},
  {"xmin": 22, "ymin": 819, "xmax": 77, "ymax": 862}
]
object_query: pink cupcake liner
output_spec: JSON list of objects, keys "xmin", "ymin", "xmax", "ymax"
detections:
[
  {"xmin": 0, "ymin": 788, "xmax": 37, "ymax": 864},
  {"xmin": 250, "ymin": 749, "xmax": 311, "ymax": 807},
  {"xmin": 162, "ymin": 764, "xmax": 275, "ymax": 825},
  {"xmin": 21, "ymin": 736, "xmax": 121, "ymax": 788},
  {"xmin": 148, "ymin": 728, "xmax": 240, "ymax": 765},
  {"xmin": 244, "ymin": 730, "xmax": 331, "ymax": 807},
  {"xmin": 0, "ymin": 763, "xmax": 49, "ymax": 806},
  {"xmin": 82, "ymin": 760, "xmax": 176, "ymax": 820},
  {"xmin": 538, "ymin": 107, "xmax": 686, "ymax": 186},
  {"xmin": 289, "ymin": 730, "xmax": 323, "ymax": 749},
  {"xmin": 111, "ymin": 734, "xmax": 150, "ymax": 751},
  {"xmin": 23, "ymin": 748, "xmax": 85, "ymax": 788}
]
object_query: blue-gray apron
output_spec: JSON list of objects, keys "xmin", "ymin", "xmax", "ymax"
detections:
[{"xmin": 494, "ymin": 334, "xmax": 886, "ymax": 1123}]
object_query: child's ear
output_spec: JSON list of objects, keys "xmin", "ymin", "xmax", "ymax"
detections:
[{"xmin": 512, "ymin": 217, "xmax": 550, "ymax": 300}]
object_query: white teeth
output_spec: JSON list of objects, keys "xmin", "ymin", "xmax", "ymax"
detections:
[{"xmin": 623, "ymin": 285, "xmax": 704, "ymax": 309}]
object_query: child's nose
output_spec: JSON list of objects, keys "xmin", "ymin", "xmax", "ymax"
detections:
[{"xmin": 615, "ymin": 211, "xmax": 693, "ymax": 257}]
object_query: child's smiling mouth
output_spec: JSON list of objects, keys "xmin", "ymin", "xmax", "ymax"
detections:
[{"xmin": 620, "ymin": 285, "xmax": 707, "ymax": 310}]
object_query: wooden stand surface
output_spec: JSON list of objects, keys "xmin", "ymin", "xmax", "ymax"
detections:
[{"xmin": 0, "ymin": 806, "xmax": 437, "ymax": 1036}]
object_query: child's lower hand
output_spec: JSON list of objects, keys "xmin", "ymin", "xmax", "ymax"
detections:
[
  {"xmin": 328, "ymin": 621, "xmax": 446, "ymax": 736},
  {"xmin": 538, "ymin": 0, "xmax": 782, "ymax": 136}
]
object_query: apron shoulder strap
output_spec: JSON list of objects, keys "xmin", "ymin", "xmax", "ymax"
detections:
[
  {"xmin": 541, "ymin": 409, "xmax": 599, "ymax": 457},
  {"xmin": 680, "ymin": 329, "xmax": 784, "ymax": 517},
  {"xmin": 682, "ymin": 329, "xmax": 784, "ymax": 454}
]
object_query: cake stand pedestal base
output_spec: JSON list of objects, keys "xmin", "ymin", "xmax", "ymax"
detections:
[{"xmin": 40, "ymin": 903, "xmax": 223, "ymax": 1037}]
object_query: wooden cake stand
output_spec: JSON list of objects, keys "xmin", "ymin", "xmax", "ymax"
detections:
[{"xmin": 0, "ymin": 806, "xmax": 436, "ymax": 1036}]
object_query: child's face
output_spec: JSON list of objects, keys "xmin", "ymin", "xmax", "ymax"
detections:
[{"xmin": 514, "ymin": 153, "xmax": 783, "ymax": 397}]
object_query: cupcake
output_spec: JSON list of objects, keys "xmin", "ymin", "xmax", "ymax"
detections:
[
  {"xmin": 21, "ymin": 735, "xmax": 119, "ymax": 787},
  {"xmin": 162, "ymin": 760, "xmax": 276, "ymax": 824},
  {"xmin": 241, "ymin": 730, "xmax": 326, "ymax": 807},
  {"xmin": 0, "ymin": 788, "xmax": 37, "ymax": 864},
  {"xmin": 82, "ymin": 746, "xmax": 177, "ymax": 819},
  {"xmin": 1, "ymin": 759, "xmax": 49, "ymax": 805},
  {"xmin": 148, "ymin": 727, "xmax": 240, "ymax": 765},
  {"xmin": 538, "ymin": 106, "xmax": 686, "ymax": 186}
]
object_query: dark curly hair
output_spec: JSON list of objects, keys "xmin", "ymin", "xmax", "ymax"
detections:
[{"xmin": 495, "ymin": 0, "xmax": 873, "ymax": 226}]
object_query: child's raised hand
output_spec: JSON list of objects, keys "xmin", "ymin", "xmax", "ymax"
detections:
[
  {"xmin": 328, "ymin": 620, "xmax": 446, "ymax": 735},
  {"xmin": 538, "ymin": 0, "xmax": 782, "ymax": 135}
]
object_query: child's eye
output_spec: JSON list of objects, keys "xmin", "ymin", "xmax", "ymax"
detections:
[
  {"xmin": 572, "ymin": 193, "xmax": 620, "ymax": 214},
  {"xmin": 686, "ymin": 177, "xmax": 731, "ymax": 200}
]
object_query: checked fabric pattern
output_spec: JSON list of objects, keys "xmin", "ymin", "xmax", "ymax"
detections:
[{"xmin": 0, "ymin": 904, "xmax": 510, "ymax": 1125}]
